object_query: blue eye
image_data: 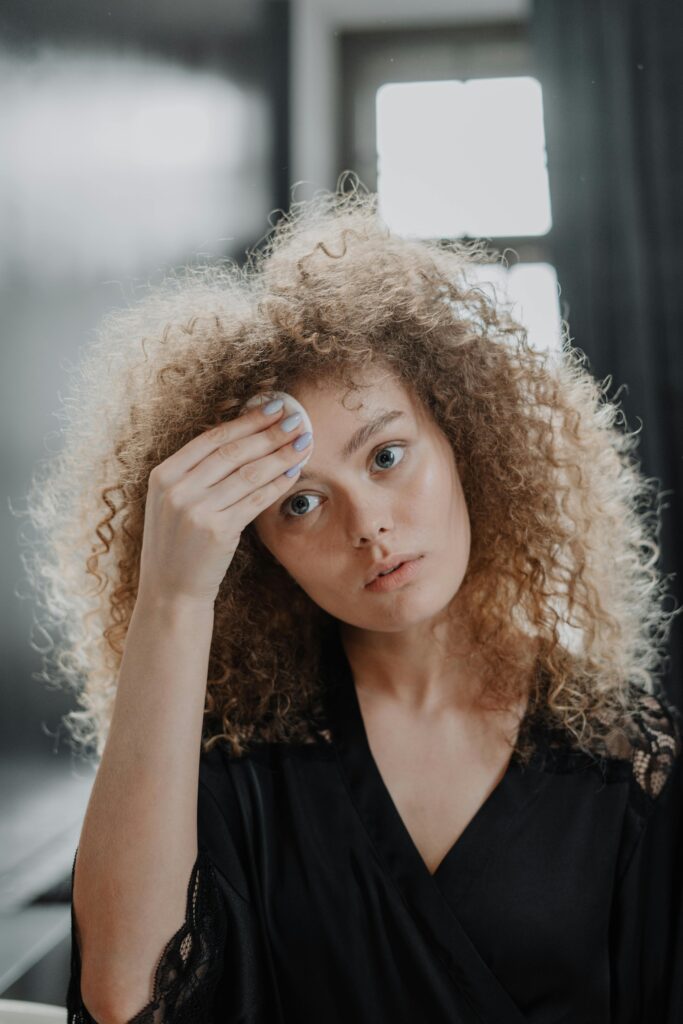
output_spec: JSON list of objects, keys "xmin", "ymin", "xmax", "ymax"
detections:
[
  {"xmin": 280, "ymin": 444, "xmax": 406, "ymax": 520},
  {"xmin": 372, "ymin": 443, "xmax": 405, "ymax": 472},
  {"xmin": 283, "ymin": 492, "xmax": 323, "ymax": 519}
]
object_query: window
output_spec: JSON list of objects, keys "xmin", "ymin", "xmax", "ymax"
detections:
[
  {"xmin": 376, "ymin": 77, "xmax": 552, "ymax": 239},
  {"xmin": 340, "ymin": 22, "xmax": 563, "ymax": 353}
]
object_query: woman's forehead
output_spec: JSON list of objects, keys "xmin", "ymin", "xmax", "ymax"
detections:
[{"xmin": 290, "ymin": 369, "xmax": 417, "ymax": 414}]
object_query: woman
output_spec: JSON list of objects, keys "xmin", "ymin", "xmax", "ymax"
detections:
[{"xmin": 24, "ymin": 181, "xmax": 682, "ymax": 1022}]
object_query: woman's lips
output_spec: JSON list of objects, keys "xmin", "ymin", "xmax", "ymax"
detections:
[{"xmin": 364, "ymin": 556, "xmax": 424, "ymax": 593}]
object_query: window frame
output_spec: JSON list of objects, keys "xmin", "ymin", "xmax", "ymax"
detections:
[{"xmin": 337, "ymin": 19, "xmax": 552, "ymax": 267}]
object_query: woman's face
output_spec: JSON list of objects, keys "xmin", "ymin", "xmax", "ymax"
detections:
[{"xmin": 253, "ymin": 367, "xmax": 471, "ymax": 633}]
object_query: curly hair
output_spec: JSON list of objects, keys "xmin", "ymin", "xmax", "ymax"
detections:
[{"xmin": 18, "ymin": 175, "xmax": 681, "ymax": 767}]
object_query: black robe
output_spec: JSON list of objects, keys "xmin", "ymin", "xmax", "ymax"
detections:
[{"xmin": 66, "ymin": 623, "xmax": 683, "ymax": 1023}]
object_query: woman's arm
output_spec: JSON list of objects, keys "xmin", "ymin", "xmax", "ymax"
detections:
[
  {"xmin": 72, "ymin": 587, "xmax": 215, "ymax": 1024},
  {"xmin": 70, "ymin": 397, "xmax": 309, "ymax": 1022}
]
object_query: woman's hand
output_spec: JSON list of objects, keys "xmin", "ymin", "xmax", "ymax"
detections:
[{"xmin": 137, "ymin": 400, "xmax": 312, "ymax": 606}]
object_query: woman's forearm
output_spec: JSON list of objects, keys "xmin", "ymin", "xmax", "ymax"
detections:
[{"xmin": 72, "ymin": 587, "xmax": 215, "ymax": 1023}]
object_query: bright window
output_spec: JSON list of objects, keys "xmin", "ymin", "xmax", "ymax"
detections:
[
  {"xmin": 462, "ymin": 262, "xmax": 563, "ymax": 356},
  {"xmin": 376, "ymin": 77, "xmax": 552, "ymax": 239},
  {"xmin": 375, "ymin": 76, "xmax": 560, "ymax": 353}
]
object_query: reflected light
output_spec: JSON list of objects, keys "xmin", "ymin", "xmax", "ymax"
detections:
[{"xmin": 0, "ymin": 45, "xmax": 269, "ymax": 281}]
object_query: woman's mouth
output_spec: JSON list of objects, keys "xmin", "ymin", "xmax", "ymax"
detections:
[{"xmin": 364, "ymin": 556, "xmax": 424, "ymax": 593}]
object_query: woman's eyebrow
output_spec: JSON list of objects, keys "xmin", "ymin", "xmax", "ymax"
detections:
[{"xmin": 297, "ymin": 409, "xmax": 406, "ymax": 483}]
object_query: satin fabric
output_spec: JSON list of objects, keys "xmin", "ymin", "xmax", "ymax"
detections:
[{"xmin": 193, "ymin": 622, "xmax": 683, "ymax": 1023}]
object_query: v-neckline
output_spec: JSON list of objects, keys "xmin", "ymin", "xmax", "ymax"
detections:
[{"xmin": 319, "ymin": 620, "xmax": 548, "ymax": 898}]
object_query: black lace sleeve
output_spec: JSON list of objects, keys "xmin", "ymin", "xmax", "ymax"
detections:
[
  {"xmin": 609, "ymin": 691, "xmax": 683, "ymax": 1022},
  {"xmin": 66, "ymin": 845, "xmax": 227, "ymax": 1023}
]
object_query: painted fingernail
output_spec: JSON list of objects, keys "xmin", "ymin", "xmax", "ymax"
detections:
[
  {"xmin": 284, "ymin": 459, "xmax": 305, "ymax": 477},
  {"xmin": 292, "ymin": 431, "xmax": 312, "ymax": 451},
  {"xmin": 281, "ymin": 412, "xmax": 302, "ymax": 432},
  {"xmin": 263, "ymin": 398, "xmax": 284, "ymax": 414}
]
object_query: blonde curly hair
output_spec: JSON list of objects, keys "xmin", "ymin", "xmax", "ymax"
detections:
[{"xmin": 19, "ymin": 175, "xmax": 680, "ymax": 766}]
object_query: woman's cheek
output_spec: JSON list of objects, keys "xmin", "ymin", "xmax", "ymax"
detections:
[{"xmin": 406, "ymin": 456, "xmax": 446, "ymax": 507}]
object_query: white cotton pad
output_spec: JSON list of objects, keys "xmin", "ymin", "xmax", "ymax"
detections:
[{"xmin": 241, "ymin": 391, "xmax": 314, "ymax": 466}]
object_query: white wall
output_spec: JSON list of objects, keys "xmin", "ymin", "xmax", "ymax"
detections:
[{"xmin": 290, "ymin": 0, "xmax": 530, "ymax": 197}]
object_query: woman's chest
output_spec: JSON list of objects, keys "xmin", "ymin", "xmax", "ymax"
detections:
[{"xmin": 358, "ymin": 697, "xmax": 525, "ymax": 876}]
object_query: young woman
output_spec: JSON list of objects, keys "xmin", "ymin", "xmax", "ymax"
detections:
[{"xmin": 25, "ymin": 182, "xmax": 682, "ymax": 1022}]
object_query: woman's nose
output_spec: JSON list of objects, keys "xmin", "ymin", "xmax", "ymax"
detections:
[{"xmin": 346, "ymin": 495, "xmax": 394, "ymax": 544}]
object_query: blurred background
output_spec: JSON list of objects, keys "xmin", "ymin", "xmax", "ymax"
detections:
[{"xmin": 1, "ymin": 0, "xmax": 681, "ymax": 1005}]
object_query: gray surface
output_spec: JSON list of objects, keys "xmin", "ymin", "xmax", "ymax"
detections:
[
  {"xmin": 0, "ymin": 756, "xmax": 94, "ymax": 995},
  {"xmin": 0, "ymin": 757, "xmax": 94, "ymax": 914},
  {"xmin": 0, "ymin": 907, "xmax": 71, "ymax": 997}
]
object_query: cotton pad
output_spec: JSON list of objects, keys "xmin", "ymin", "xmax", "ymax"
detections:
[{"xmin": 241, "ymin": 391, "xmax": 314, "ymax": 467}]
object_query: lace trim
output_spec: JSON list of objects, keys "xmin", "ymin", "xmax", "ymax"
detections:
[
  {"xmin": 628, "ymin": 692, "xmax": 682, "ymax": 801},
  {"xmin": 67, "ymin": 847, "xmax": 227, "ymax": 1023},
  {"xmin": 513, "ymin": 686, "xmax": 682, "ymax": 800}
]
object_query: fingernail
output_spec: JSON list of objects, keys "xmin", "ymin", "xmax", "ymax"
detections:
[
  {"xmin": 263, "ymin": 398, "xmax": 284, "ymax": 414},
  {"xmin": 293, "ymin": 431, "xmax": 312, "ymax": 451},
  {"xmin": 281, "ymin": 412, "xmax": 302, "ymax": 432}
]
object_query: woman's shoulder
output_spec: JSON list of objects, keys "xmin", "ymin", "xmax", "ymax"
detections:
[
  {"xmin": 526, "ymin": 683, "xmax": 683, "ymax": 808},
  {"xmin": 197, "ymin": 736, "xmax": 266, "ymax": 787},
  {"xmin": 197, "ymin": 731, "xmax": 335, "ymax": 790},
  {"xmin": 621, "ymin": 686, "xmax": 683, "ymax": 806}
]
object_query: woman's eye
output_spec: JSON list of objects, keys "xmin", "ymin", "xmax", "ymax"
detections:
[
  {"xmin": 372, "ymin": 443, "xmax": 405, "ymax": 472},
  {"xmin": 280, "ymin": 444, "xmax": 407, "ymax": 520},
  {"xmin": 282, "ymin": 492, "xmax": 323, "ymax": 519}
]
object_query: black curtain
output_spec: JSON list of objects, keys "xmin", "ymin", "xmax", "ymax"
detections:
[{"xmin": 530, "ymin": 0, "xmax": 683, "ymax": 710}]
